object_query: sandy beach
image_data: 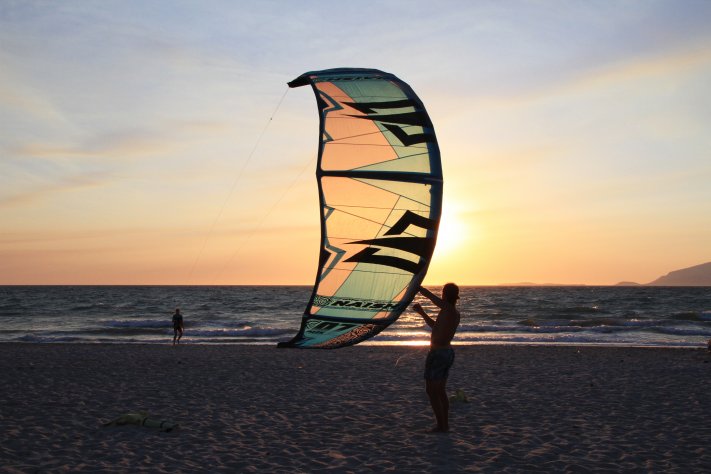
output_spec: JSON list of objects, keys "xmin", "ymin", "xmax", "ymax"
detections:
[{"xmin": 1, "ymin": 343, "xmax": 709, "ymax": 472}]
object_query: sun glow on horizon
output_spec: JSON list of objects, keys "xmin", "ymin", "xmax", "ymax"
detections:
[{"xmin": 433, "ymin": 202, "xmax": 472, "ymax": 258}]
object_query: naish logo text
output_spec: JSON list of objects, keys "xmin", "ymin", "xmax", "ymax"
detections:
[
  {"xmin": 330, "ymin": 300, "xmax": 399, "ymax": 310},
  {"xmin": 313, "ymin": 295, "xmax": 401, "ymax": 312}
]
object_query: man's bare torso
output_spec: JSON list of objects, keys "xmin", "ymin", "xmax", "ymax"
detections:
[{"xmin": 430, "ymin": 306, "xmax": 461, "ymax": 349}]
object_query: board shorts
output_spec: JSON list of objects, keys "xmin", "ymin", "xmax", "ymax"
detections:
[
  {"xmin": 173, "ymin": 317, "xmax": 183, "ymax": 330},
  {"xmin": 424, "ymin": 347, "xmax": 455, "ymax": 381}
]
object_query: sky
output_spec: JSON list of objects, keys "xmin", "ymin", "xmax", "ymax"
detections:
[{"xmin": 1, "ymin": 0, "xmax": 710, "ymax": 285}]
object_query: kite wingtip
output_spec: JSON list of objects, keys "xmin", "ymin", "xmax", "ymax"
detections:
[{"xmin": 287, "ymin": 76, "xmax": 309, "ymax": 88}]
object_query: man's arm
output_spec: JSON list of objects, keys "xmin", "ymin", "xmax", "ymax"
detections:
[
  {"xmin": 418, "ymin": 286, "xmax": 446, "ymax": 309},
  {"xmin": 412, "ymin": 303, "xmax": 435, "ymax": 328}
]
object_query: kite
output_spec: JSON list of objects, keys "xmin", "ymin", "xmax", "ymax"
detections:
[{"xmin": 278, "ymin": 68, "xmax": 442, "ymax": 348}]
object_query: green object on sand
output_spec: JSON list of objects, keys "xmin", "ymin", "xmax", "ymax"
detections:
[
  {"xmin": 449, "ymin": 389, "xmax": 469, "ymax": 403},
  {"xmin": 103, "ymin": 412, "xmax": 178, "ymax": 432}
]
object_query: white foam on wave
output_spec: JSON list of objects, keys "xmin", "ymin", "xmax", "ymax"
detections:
[{"xmin": 105, "ymin": 319, "xmax": 169, "ymax": 329}]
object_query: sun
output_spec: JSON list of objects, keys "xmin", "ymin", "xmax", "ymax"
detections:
[{"xmin": 434, "ymin": 204, "xmax": 468, "ymax": 257}]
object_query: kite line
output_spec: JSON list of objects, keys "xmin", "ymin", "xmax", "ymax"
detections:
[{"xmin": 186, "ymin": 87, "xmax": 289, "ymax": 285}]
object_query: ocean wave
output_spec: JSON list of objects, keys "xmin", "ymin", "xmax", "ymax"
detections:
[
  {"xmin": 555, "ymin": 305, "xmax": 603, "ymax": 315},
  {"xmin": 439, "ymin": 320, "xmax": 711, "ymax": 337},
  {"xmin": 69, "ymin": 303, "xmax": 110, "ymax": 311},
  {"xmin": 104, "ymin": 319, "xmax": 171, "ymax": 329},
  {"xmin": 570, "ymin": 317, "xmax": 630, "ymax": 327},
  {"xmin": 188, "ymin": 327, "xmax": 292, "ymax": 338},
  {"xmin": 15, "ymin": 334, "xmax": 84, "ymax": 343},
  {"xmin": 198, "ymin": 320, "xmax": 253, "ymax": 329},
  {"xmin": 670, "ymin": 312, "xmax": 707, "ymax": 321},
  {"xmin": 648, "ymin": 326, "xmax": 711, "ymax": 337},
  {"xmin": 372, "ymin": 332, "xmax": 703, "ymax": 347}
]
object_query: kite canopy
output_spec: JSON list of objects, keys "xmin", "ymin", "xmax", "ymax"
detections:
[{"xmin": 278, "ymin": 68, "xmax": 443, "ymax": 348}]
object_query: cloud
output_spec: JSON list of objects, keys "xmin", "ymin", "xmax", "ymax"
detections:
[
  {"xmin": 9, "ymin": 117, "xmax": 237, "ymax": 161},
  {"xmin": 12, "ymin": 140, "xmax": 149, "ymax": 160},
  {"xmin": 459, "ymin": 39, "xmax": 711, "ymax": 111},
  {"xmin": 0, "ymin": 171, "xmax": 110, "ymax": 208},
  {"xmin": 541, "ymin": 43, "xmax": 711, "ymax": 99}
]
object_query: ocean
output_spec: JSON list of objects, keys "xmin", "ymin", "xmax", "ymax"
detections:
[{"xmin": 1, "ymin": 286, "xmax": 710, "ymax": 348}]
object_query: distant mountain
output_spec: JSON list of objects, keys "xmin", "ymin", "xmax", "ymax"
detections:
[{"xmin": 646, "ymin": 262, "xmax": 711, "ymax": 286}]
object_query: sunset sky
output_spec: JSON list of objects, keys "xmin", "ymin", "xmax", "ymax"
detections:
[{"xmin": 2, "ymin": 1, "xmax": 710, "ymax": 285}]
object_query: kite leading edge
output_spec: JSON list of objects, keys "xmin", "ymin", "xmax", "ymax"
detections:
[{"xmin": 278, "ymin": 68, "xmax": 443, "ymax": 348}]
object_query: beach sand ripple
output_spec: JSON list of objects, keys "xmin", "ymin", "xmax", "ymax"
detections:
[{"xmin": 1, "ymin": 344, "xmax": 710, "ymax": 472}]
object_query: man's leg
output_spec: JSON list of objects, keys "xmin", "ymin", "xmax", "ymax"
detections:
[
  {"xmin": 426, "ymin": 379, "xmax": 448, "ymax": 432},
  {"xmin": 438, "ymin": 378, "xmax": 449, "ymax": 431}
]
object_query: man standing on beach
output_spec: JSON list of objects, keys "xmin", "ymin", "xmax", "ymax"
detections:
[
  {"xmin": 412, "ymin": 283, "xmax": 460, "ymax": 433},
  {"xmin": 172, "ymin": 308, "xmax": 184, "ymax": 346}
]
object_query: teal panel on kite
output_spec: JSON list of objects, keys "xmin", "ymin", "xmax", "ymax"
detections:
[{"xmin": 278, "ymin": 68, "xmax": 443, "ymax": 349}]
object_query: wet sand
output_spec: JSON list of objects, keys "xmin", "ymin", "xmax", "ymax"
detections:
[{"xmin": 1, "ymin": 343, "xmax": 709, "ymax": 472}]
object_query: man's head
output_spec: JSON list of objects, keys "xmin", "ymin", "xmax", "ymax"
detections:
[{"xmin": 442, "ymin": 283, "xmax": 460, "ymax": 305}]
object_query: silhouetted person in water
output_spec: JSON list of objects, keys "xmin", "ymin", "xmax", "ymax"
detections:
[
  {"xmin": 172, "ymin": 308, "xmax": 184, "ymax": 345},
  {"xmin": 412, "ymin": 283, "xmax": 461, "ymax": 433}
]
